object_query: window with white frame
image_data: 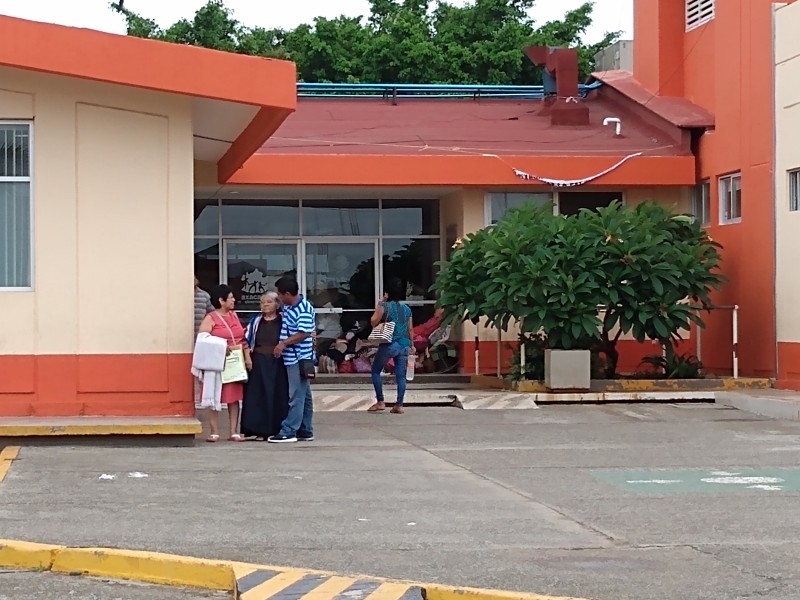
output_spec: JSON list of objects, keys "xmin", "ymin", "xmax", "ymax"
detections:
[
  {"xmin": 691, "ymin": 180, "xmax": 711, "ymax": 225},
  {"xmin": 790, "ymin": 169, "xmax": 800, "ymax": 212},
  {"xmin": 0, "ymin": 122, "xmax": 32, "ymax": 288},
  {"xmin": 686, "ymin": 0, "xmax": 715, "ymax": 31},
  {"xmin": 486, "ymin": 192, "xmax": 553, "ymax": 225},
  {"xmin": 719, "ymin": 173, "xmax": 742, "ymax": 224}
]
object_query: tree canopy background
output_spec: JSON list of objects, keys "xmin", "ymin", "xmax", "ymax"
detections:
[{"xmin": 111, "ymin": 0, "xmax": 620, "ymax": 83}]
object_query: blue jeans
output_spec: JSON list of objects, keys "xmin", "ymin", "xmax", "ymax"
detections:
[
  {"xmin": 279, "ymin": 364, "xmax": 313, "ymax": 437},
  {"xmin": 371, "ymin": 341, "xmax": 409, "ymax": 405}
]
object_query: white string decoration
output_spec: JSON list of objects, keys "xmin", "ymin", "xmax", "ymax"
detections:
[
  {"xmin": 512, "ymin": 152, "xmax": 643, "ymax": 187},
  {"xmin": 269, "ymin": 135, "xmax": 650, "ymax": 188}
]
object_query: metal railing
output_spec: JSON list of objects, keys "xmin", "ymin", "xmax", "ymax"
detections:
[
  {"xmin": 474, "ymin": 303, "xmax": 741, "ymax": 379},
  {"xmin": 296, "ymin": 81, "xmax": 602, "ymax": 101}
]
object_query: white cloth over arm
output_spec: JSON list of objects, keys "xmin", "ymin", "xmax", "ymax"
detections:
[{"xmin": 191, "ymin": 332, "xmax": 227, "ymax": 411}]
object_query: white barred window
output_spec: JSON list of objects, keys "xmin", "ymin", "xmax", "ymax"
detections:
[
  {"xmin": 719, "ymin": 173, "xmax": 742, "ymax": 225},
  {"xmin": 790, "ymin": 170, "xmax": 800, "ymax": 212},
  {"xmin": 686, "ymin": 0, "xmax": 715, "ymax": 31},
  {"xmin": 0, "ymin": 122, "xmax": 32, "ymax": 289}
]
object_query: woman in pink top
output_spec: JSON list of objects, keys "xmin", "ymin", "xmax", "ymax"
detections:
[{"xmin": 198, "ymin": 284, "xmax": 251, "ymax": 443}]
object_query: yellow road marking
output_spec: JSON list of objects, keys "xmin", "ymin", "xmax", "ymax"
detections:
[
  {"xmin": 297, "ymin": 576, "xmax": 358, "ymax": 600},
  {"xmin": 0, "ymin": 446, "xmax": 20, "ymax": 461},
  {"xmin": 233, "ymin": 564, "xmax": 261, "ymax": 580},
  {"xmin": 240, "ymin": 569, "xmax": 307, "ymax": 600},
  {"xmin": 363, "ymin": 582, "xmax": 414, "ymax": 600},
  {"xmin": 0, "ymin": 446, "xmax": 21, "ymax": 484}
]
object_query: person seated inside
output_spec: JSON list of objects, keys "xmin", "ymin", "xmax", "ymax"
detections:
[{"xmin": 413, "ymin": 307, "xmax": 445, "ymax": 352}]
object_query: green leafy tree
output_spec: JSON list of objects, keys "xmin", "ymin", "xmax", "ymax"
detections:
[
  {"xmin": 584, "ymin": 202, "xmax": 725, "ymax": 377},
  {"xmin": 434, "ymin": 202, "xmax": 604, "ymax": 351},
  {"xmin": 110, "ymin": 0, "xmax": 620, "ymax": 83},
  {"xmin": 432, "ymin": 201, "xmax": 725, "ymax": 380}
]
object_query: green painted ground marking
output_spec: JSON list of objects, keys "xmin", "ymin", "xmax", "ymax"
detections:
[{"xmin": 592, "ymin": 468, "xmax": 800, "ymax": 493}]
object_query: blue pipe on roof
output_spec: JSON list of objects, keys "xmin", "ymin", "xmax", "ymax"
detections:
[{"xmin": 296, "ymin": 81, "xmax": 601, "ymax": 98}]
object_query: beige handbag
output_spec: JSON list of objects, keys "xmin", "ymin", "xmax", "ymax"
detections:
[{"xmin": 215, "ymin": 313, "xmax": 248, "ymax": 384}]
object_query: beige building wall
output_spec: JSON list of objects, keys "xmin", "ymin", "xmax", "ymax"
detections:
[
  {"xmin": 775, "ymin": 1, "xmax": 800, "ymax": 344},
  {"xmin": 0, "ymin": 67, "xmax": 194, "ymax": 356},
  {"xmin": 625, "ymin": 186, "xmax": 691, "ymax": 212},
  {"xmin": 194, "ymin": 160, "xmax": 219, "ymax": 187}
]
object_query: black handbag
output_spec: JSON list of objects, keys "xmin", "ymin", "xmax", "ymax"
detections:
[
  {"xmin": 292, "ymin": 345, "xmax": 316, "ymax": 380},
  {"xmin": 298, "ymin": 358, "xmax": 316, "ymax": 380}
]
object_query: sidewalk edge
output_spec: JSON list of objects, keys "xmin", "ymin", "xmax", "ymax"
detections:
[{"xmin": 0, "ymin": 539, "xmax": 590, "ymax": 600}]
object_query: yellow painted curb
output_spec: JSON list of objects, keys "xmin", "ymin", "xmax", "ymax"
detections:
[
  {"xmin": 51, "ymin": 547, "xmax": 235, "ymax": 590},
  {"xmin": 0, "ymin": 423, "xmax": 201, "ymax": 437},
  {"xmin": 0, "ymin": 539, "xmax": 592, "ymax": 600},
  {"xmin": 512, "ymin": 378, "xmax": 772, "ymax": 394},
  {"xmin": 0, "ymin": 446, "xmax": 21, "ymax": 484},
  {"xmin": 0, "ymin": 539, "xmax": 59, "ymax": 570},
  {"xmin": 426, "ymin": 583, "xmax": 587, "ymax": 600},
  {"xmin": 515, "ymin": 381, "xmax": 548, "ymax": 393}
]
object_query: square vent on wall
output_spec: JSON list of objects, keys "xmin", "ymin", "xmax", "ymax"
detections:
[{"xmin": 686, "ymin": 0, "xmax": 715, "ymax": 31}]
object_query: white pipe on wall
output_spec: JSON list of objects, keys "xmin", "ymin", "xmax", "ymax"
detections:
[
  {"xmin": 733, "ymin": 305, "xmax": 739, "ymax": 379},
  {"xmin": 603, "ymin": 117, "xmax": 622, "ymax": 136}
]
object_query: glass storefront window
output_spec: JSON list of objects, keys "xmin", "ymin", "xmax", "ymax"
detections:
[
  {"xmin": 194, "ymin": 199, "xmax": 219, "ymax": 236},
  {"xmin": 381, "ymin": 200, "xmax": 439, "ymax": 236},
  {"xmin": 194, "ymin": 239, "xmax": 220, "ymax": 293},
  {"xmin": 305, "ymin": 241, "xmax": 376, "ymax": 311},
  {"xmin": 302, "ymin": 200, "xmax": 379, "ymax": 236},
  {"xmin": 195, "ymin": 199, "xmax": 442, "ymax": 321},
  {"xmin": 221, "ymin": 199, "xmax": 300, "ymax": 236},
  {"xmin": 225, "ymin": 242, "xmax": 299, "ymax": 313},
  {"xmin": 381, "ymin": 238, "xmax": 440, "ymax": 302},
  {"xmin": 489, "ymin": 192, "xmax": 552, "ymax": 224}
]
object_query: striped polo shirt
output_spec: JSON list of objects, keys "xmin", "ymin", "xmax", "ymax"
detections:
[
  {"xmin": 280, "ymin": 295, "xmax": 316, "ymax": 366},
  {"xmin": 194, "ymin": 288, "xmax": 212, "ymax": 332}
]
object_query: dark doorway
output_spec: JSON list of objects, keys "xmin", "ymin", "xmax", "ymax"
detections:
[{"xmin": 558, "ymin": 192, "xmax": 623, "ymax": 215}]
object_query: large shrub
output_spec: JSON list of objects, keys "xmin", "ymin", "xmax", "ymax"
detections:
[{"xmin": 432, "ymin": 200, "xmax": 725, "ymax": 379}]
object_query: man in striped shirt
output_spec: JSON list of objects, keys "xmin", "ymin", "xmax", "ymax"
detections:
[{"xmin": 269, "ymin": 276, "xmax": 316, "ymax": 443}]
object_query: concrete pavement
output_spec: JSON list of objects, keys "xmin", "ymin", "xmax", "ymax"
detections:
[
  {"xmin": 3, "ymin": 404, "xmax": 800, "ymax": 599},
  {"xmin": 0, "ymin": 570, "xmax": 226, "ymax": 600}
]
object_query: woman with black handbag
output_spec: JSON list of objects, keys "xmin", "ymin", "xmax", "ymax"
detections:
[{"xmin": 367, "ymin": 278, "xmax": 415, "ymax": 414}]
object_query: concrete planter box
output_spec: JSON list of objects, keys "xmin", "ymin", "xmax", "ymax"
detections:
[{"xmin": 544, "ymin": 349, "xmax": 591, "ymax": 390}]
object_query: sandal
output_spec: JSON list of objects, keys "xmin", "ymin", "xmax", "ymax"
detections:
[
  {"xmin": 228, "ymin": 434, "xmax": 245, "ymax": 442},
  {"xmin": 390, "ymin": 405, "xmax": 405, "ymax": 414},
  {"xmin": 367, "ymin": 402, "xmax": 386, "ymax": 412},
  {"xmin": 206, "ymin": 434, "xmax": 220, "ymax": 443}
]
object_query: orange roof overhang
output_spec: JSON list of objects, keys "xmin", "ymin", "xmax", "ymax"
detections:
[
  {"xmin": 0, "ymin": 15, "xmax": 297, "ymax": 180},
  {"xmin": 227, "ymin": 154, "xmax": 697, "ymax": 187}
]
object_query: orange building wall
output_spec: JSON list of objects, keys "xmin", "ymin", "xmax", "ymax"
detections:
[{"xmin": 635, "ymin": 0, "xmax": 789, "ymax": 378}]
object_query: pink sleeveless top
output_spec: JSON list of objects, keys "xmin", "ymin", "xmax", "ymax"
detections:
[{"xmin": 209, "ymin": 311, "xmax": 246, "ymax": 348}]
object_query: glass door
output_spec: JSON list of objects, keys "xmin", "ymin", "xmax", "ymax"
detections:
[
  {"xmin": 303, "ymin": 239, "xmax": 379, "ymax": 348},
  {"xmin": 223, "ymin": 240, "xmax": 300, "ymax": 321}
]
